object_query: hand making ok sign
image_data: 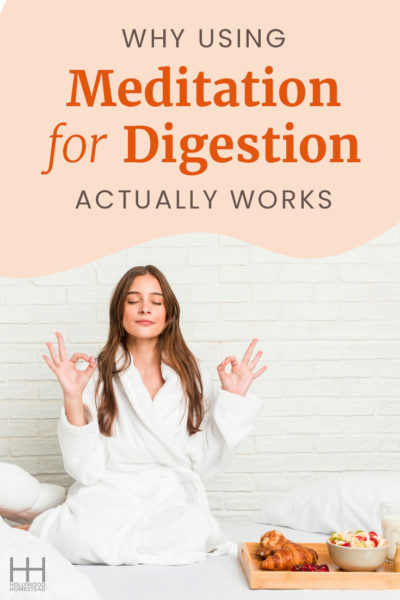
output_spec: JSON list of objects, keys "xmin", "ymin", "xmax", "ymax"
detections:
[
  {"xmin": 42, "ymin": 331, "xmax": 97, "ymax": 401},
  {"xmin": 217, "ymin": 338, "xmax": 267, "ymax": 397}
]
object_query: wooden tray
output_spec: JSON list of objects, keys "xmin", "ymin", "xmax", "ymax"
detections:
[{"xmin": 238, "ymin": 542, "xmax": 400, "ymax": 589}]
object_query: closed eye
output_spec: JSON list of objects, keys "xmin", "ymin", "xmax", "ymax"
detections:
[{"xmin": 127, "ymin": 301, "xmax": 162, "ymax": 305}]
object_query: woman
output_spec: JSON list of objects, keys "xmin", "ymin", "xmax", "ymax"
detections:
[{"xmin": 26, "ymin": 265, "xmax": 266, "ymax": 565}]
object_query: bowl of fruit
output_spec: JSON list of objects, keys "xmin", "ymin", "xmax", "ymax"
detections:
[{"xmin": 326, "ymin": 530, "xmax": 388, "ymax": 571}]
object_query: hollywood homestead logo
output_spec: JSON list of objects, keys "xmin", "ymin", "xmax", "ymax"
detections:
[{"xmin": 9, "ymin": 556, "xmax": 46, "ymax": 592}]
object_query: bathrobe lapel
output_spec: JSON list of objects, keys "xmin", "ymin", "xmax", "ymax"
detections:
[
  {"xmin": 115, "ymin": 345, "xmax": 191, "ymax": 470},
  {"xmin": 114, "ymin": 345, "xmax": 212, "ymax": 511}
]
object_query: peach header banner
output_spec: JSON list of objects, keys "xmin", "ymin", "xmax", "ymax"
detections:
[{"xmin": 0, "ymin": 0, "xmax": 399, "ymax": 276}]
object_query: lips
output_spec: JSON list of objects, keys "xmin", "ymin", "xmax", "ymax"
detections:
[{"xmin": 136, "ymin": 320, "xmax": 154, "ymax": 325}]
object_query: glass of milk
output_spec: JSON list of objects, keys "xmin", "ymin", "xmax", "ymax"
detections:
[{"xmin": 381, "ymin": 502, "xmax": 400, "ymax": 562}]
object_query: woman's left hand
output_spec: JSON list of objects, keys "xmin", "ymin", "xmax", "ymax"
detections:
[{"xmin": 217, "ymin": 338, "xmax": 267, "ymax": 397}]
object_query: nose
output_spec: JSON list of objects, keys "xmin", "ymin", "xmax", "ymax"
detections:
[{"xmin": 138, "ymin": 299, "xmax": 151, "ymax": 313}]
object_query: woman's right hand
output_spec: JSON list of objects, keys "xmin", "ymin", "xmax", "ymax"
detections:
[{"xmin": 42, "ymin": 331, "xmax": 97, "ymax": 401}]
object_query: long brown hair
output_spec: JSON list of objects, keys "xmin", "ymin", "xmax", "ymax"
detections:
[{"xmin": 94, "ymin": 265, "xmax": 204, "ymax": 437}]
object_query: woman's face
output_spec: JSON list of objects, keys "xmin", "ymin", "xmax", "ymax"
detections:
[{"xmin": 122, "ymin": 274, "xmax": 167, "ymax": 341}]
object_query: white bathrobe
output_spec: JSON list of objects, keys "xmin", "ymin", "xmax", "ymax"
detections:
[{"xmin": 29, "ymin": 345, "xmax": 263, "ymax": 566}]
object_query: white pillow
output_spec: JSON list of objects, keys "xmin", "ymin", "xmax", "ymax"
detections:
[
  {"xmin": 256, "ymin": 472, "xmax": 400, "ymax": 534},
  {"xmin": 18, "ymin": 483, "xmax": 66, "ymax": 522},
  {"xmin": 0, "ymin": 463, "xmax": 65, "ymax": 523},
  {"xmin": 0, "ymin": 463, "xmax": 40, "ymax": 512}
]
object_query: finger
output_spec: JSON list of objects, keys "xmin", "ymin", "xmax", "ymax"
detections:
[
  {"xmin": 217, "ymin": 357, "xmax": 230, "ymax": 372},
  {"xmin": 55, "ymin": 331, "xmax": 68, "ymax": 361},
  {"xmin": 220, "ymin": 355, "xmax": 239, "ymax": 366},
  {"xmin": 218, "ymin": 356, "xmax": 239, "ymax": 372},
  {"xmin": 83, "ymin": 356, "xmax": 97, "ymax": 376},
  {"xmin": 70, "ymin": 353, "xmax": 90, "ymax": 363},
  {"xmin": 46, "ymin": 342, "xmax": 60, "ymax": 367},
  {"xmin": 253, "ymin": 365, "xmax": 268, "ymax": 378},
  {"xmin": 241, "ymin": 338, "xmax": 258, "ymax": 364},
  {"xmin": 226, "ymin": 356, "xmax": 239, "ymax": 367},
  {"xmin": 249, "ymin": 350, "xmax": 263, "ymax": 370},
  {"xmin": 217, "ymin": 358, "xmax": 226, "ymax": 372},
  {"xmin": 43, "ymin": 354, "xmax": 56, "ymax": 373}
]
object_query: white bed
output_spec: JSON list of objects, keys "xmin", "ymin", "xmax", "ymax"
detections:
[{"xmin": 76, "ymin": 519, "xmax": 398, "ymax": 599}]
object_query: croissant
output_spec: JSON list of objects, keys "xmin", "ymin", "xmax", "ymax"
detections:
[{"xmin": 255, "ymin": 530, "xmax": 318, "ymax": 571}]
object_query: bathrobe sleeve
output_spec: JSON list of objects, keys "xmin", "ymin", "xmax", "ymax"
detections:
[
  {"xmin": 188, "ymin": 362, "xmax": 263, "ymax": 480},
  {"xmin": 57, "ymin": 374, "xmax": 108, "ymax": 486}
]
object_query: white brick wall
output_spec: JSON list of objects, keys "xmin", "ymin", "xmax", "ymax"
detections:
[{"xmin": 1, "ymin": 228, "xmax": 400, "ymax": 519}]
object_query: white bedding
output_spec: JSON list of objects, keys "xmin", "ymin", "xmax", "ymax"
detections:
[
  {"xmin": 0, "ymin": 516, "xmax": 100, "ymax": 599},
  {"xmin": 76, "ymin": 519, "xmax": 398, "ymax": 599}
]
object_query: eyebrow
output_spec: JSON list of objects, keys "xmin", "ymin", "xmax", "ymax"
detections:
[{"xmin": 127, "ymin": 291, "xmax": 163, "ymax": 296}]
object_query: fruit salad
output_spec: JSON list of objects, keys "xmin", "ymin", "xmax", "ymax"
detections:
[{"xmin": 328, "ymin": 530, "xmax": 387, "ymax": 548}]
